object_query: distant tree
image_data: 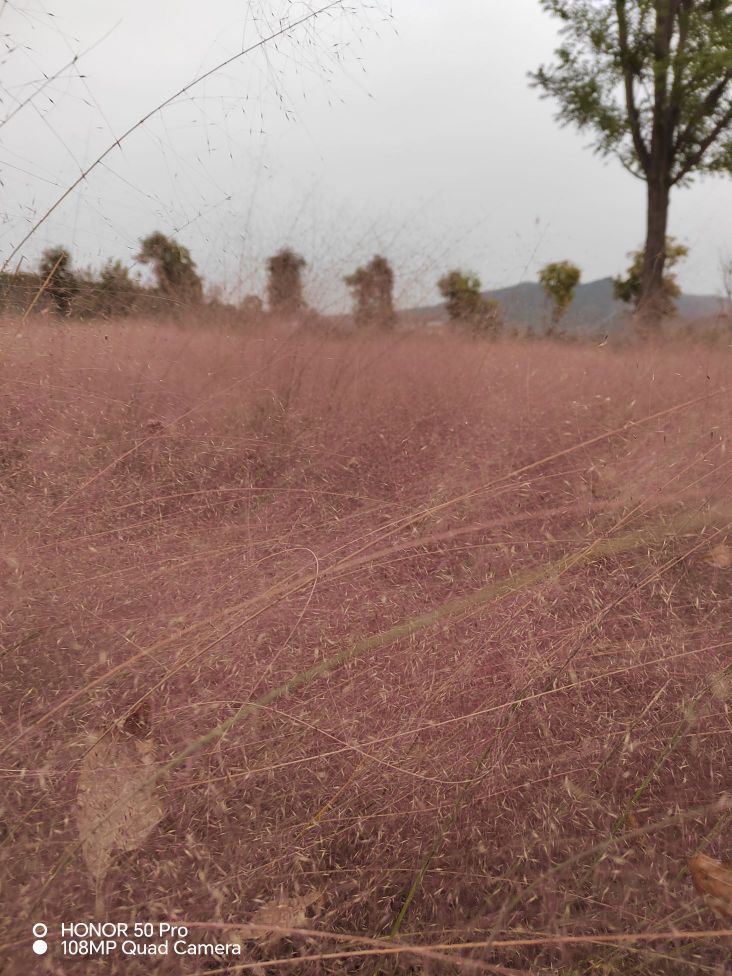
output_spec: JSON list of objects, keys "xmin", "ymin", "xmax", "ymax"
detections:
[
  {"xmin": 94, "ymin": 259, "xmax": 136, "ymax": 318},
  {"xmin": 241, "ymin": 294, "xmax": 264, "ymax": 315},
  {"xmin": 240, "ymin": 294, "xmax": 264, "ymax": 322},
  {"xmin": 614, "ymin": 237, "xmax": 688, "ymax": 318},
  {"xmin": 266, "ymin": 247, "xmax": 307, "ymax": 316},
  {"xmin": 437, "ymin": 270, "xmax": 501, "ymax": 335},
  {"xmin": 438, "ymin": 270, "xmax": 482, "ymax": 320},
  {"xmin": 722, "ymin": 257, "xmax": 732, "ymax": 308},
  {"xmin": 205, "ymin": 282, "xmax": 226, "ymax": 306},
  {"xmin": 136, "ymin": 232, "xmax": 202, "ymax": 305},
  {"xmin": 539, "ymin": 260, "xmax": 581, "ymax": 334},
  {"xmin": 532, "ymin": 1, "xmax": 732, "ymax": 326},
  {"xmin": 39, "ymin": 246, "xmax": 78, "ymax": 316},
  {"xmin": 344, "ymin": 254, "xmax": 395, "ymax": 328}
]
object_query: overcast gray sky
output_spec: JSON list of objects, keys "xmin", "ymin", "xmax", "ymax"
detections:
[{"xmin": 3, "ymin": 0, "xmax": 731, "ymax": 310}]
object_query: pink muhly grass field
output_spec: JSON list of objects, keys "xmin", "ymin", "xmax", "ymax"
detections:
[{"xmin": 1, "ymin": 316, "xmax": 731, "ymax": 974}]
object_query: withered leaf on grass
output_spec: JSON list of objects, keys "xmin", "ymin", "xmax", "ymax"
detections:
[
  {"xmin": 248, "ymin": 890, "xmax": 322, "ymax": 945},
  {"xmin": 120, "ymin": 699, "xmax": 153, "ymax": 738},
  {"xmin": 703, "ymin": 542, "xmax": 732, "ymax": 569},
  {"xmin": 76, "ymin": 729, "xmax": 163, "ymax": 914},
  {"xmin": 689, "ymin": 853, "xmax": 732, "ymax": 920}
]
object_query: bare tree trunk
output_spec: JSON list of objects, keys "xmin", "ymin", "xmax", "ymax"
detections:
[
  {"xmin": 637, "ymin": 171, "xmax": 670, "ymax": 331},
  {"xmin": 637, "ymin": 0, "xmax": 675, "ymax": 332}
]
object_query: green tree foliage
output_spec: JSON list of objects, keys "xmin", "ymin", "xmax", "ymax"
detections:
[
  {"xmin": 532, "ymin": 1, "xmax": 732, "ymax": 324},
  {"xmin": 94, "ymin": 260, "xmax": 136, "ymax": 318},
  {"xmin": 136, "ymin": 232, "xmax": 202, "ymax": 305},
  {"xmin": 344, "ymin": 254, "xmax": 395, "ymax": 328},
  {"xmin": 39, "ymin": 246, "xmax": 79, "ymax": 316},
  {"xmin": 437, "ymin": 270, "xmax": 501, "ymax": 335},
  {"xmin": 539, "ymin": 260, "xmax": 582, "ymax": 332},
  {"xmin": 266, "ymin": 247, "xmax": 307, "ymax": 316},
  {"xmin": 613, "ymin": 236, "xmax": 688, "ymax": 316}
]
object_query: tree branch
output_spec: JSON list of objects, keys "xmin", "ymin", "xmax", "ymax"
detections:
[
  {"xmin": 669, "ymin": 0, "xmax": 692, "ymax": 134},
  {"xmin": 672, "ymin": 102, "xmax": 732, "ymax": 183},
  {"xmin": 673, "ymin": 68, "xmax": 732, "ymax": 158},
  {"xmin": 615, "ymin": 0, "xmax": 650, "ymax": 172}
]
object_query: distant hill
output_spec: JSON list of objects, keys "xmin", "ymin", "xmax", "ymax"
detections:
[{"xmin": 403, "ymin": 277, "xmax": 725, "ymax": 334}]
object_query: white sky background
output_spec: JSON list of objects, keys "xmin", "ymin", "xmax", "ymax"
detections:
[{"xmin": 2, "ymin": 0, "xmax": 731, "ymax": 311}]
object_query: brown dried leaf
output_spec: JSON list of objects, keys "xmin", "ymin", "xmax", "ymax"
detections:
[
  {"xmin": 703, "ymin": 542, "xmax": 732, "ymax": 569},
  {"xmin": 709, "ymin": 672, "xmax": 732, "ymax": 702},
  {"xmin": 689, "ymin": 853, "xmax": 732, "ymax": 919},
  {"xmin": 120, "ymin": 699, "xmax": 153, "ymax": 738},
  {"xmin": 248, "ymin": 890, "xmax": 321, "ymax": 945},
  {"xmin": 76, "ymin": 730, "xmax": 163, "ymax": 913}
]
